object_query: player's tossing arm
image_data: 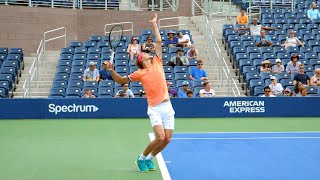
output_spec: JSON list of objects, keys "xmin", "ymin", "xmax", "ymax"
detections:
[
  {"xmin": 150, "ymin": 13, "xmax": 162, "ymax": 59},
  {"xmin": 108, "ymin": 63, "xmax": 130, "ymax": 84}
]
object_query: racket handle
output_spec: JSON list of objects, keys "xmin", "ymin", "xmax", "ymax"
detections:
[{"xmin": 110, "ymin": 51, "xmax": 115, "ymax": 65}]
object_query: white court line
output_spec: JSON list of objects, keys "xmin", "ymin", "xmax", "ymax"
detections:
[
  {"xmin": 148, "ymin": 133, "xmax": 171, "ymax": 180},
  {"xmin": 173, "ymin": 131, "xmax": 320, "ymax": 134},
  {"xmin": 172, "ymin": 137, "xmax": 320, "ymax": 140}
]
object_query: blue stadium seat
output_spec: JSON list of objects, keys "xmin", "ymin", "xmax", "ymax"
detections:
[
  {"xmin": 70, "ymin": 66, "xmax": 85, "ymax": 74},
  {"xmin": 304, "ymin": 53, "xmax": 318, "ymax": 60},
  {"xmin": 141, "ymin": 29, "xmax": 153, "ymax": 36},
  {"xmin": 68, "ymin": 80, "xmax": 83, "ymax": 88},
  {"xmin": 66, "ymin": 88, "xmax": 81, "ymax": 97},
  {"xmin": 60, "ymin": 54, "xmax": 73, "ymax": 60},
  {"xmin": 253, "ymin": 59, "xmax": 263, "ymax": 68},
  {"xmin": 176, "ymin": 80, "xmax": 191, "ymax": 88},
  {"xmin": 174, "ymin": 66, "xmax": 188, "ymax": 74},
  {"xmin": 0, "ymin": 87, "xmax": 8, "ymax": 98},
  {"xmin": 309, "ymin": 59, "xmax": 320, "ymax": 67},
  {"xmin": 86, "ymin": 54, "xmax": 100, "ymax": 61},
  {"xmin": 0, "ymin": 54, "xmax": 6, "ymax": 62},
  {"xmin": 260, "ymin": 72, "xmax": 274, "ymax": 82},
  {"xmin": 129, "ymin": 66, "xmax": 138, "ymax": 74},
  {"xmin": 249, "ymin": 79, "xmax": 264, "ymax": 96},
  {"xmin": 81, "ymin": 88, "xmax": 97, "ymax": 96},
  {"xmin": 54, "ymin": 73, "xmax": 69, "ymax": 81},
  {"xmin": 98, "ymin": 87, "xmax": 114, "ymax": 96},
  {"xmin": 130, "ymin": 81, "xmax": 143, "ymax": 88},
  {"xmin": 0, "ymin": 48, "xmax": 8, "ymax": 55},
  {"xmin": 239, "ymin": 59, "xmax": 253, "ymax": 74},
  {"xmin": 115, "ymin": 54, "xmax": 129, "ymax": 60},
  {"xmin": 307, "ymin": 86, "xmax": 317, "ymax": 94},
  {"xmin": 276, "ymin": 72, "xmax": 290, "ymax": 81},
  {"xmin": 273, "ymin": 47, "xmax": 286, "ymax": 54},
  {"xmin": 312, "ymin": 29, "xmax": 320, "ymax": 36},
  {"xmin": 52, "ymin": 81, "xmax": 68, "ymax": 89},
  {"xmin": 61, "ymin": 47, "xmax": 74, "ymax": 54},
  {"xmin": 295, "ymin": 24, "xmax": 307, "ymax": 31},
  {"xmin": 263, "ymin": 53, "xmax": 276, "ymax": 60},
  {"xmin": 89, "ymin": 35, "xmax": 101, "ymax": 42},
  {"xmin": 84, "ymin": 81, "xmax": 99, "ymax": 88},
  {"xmin": 101, "ymin": 54, "xmax": 111, "ymax": 61},
  {"xmin": 174, "ymin": 73, "xmax": 188, "ymax": 81},
  {"xmin": 247, "ymin": 47, "xmax": 260, "ymax": 55},
  {"xmin": 98, "ymin": 80, "xmax": 113, "ymax": 88},
  {"xmin": 114, "ymin": 60, "xmax": 128, "ymax": 67},
  {"xmin": 245, "ymin": 73, "xmax": 260, "ymax": 88},
  {"xmin": 84, "ymin": 41, "xmax": 97, "ymax": 49},
  {"xmin": 115, "ymin": 66, "xmax": 129, "ymax": 73},
  {"xmin": 280, "ymin": 79, "xmax": 293, "ymax": 88},
  {"xmin": 163, "ymin": 66, "xmax": 173, "ymax": 73},
  {"xmin": 115, "ymin": 47, "xmax": 126, "ymax": 54},
  {"xmin": 69, "ymin": 74, "xmax": 83, "ymax": 81},
  {"xmin": 50, "ymin": 88, "xmax": 66, "ymax": 97},
  {"xmin": 98, "ymin": 42, "xmax": 110, "ymax": 48},
  {"xmin": 307, "ymin": 24, "xmax": 318, "ymax": 31},
  {"xmin": 308, "ymin": 40, "xmax": 320, "ymax": 48},
  {"xmin": 131, "ymin": 86, "xmax": 144, "ymax": 96},
  {"xmin": 0, "ymin": 67, "xmax": 16, "ymax": 82},
  {"xmin": 73, "ymin": 54, "xmax": 86, "ymax": 61},
  {"xmin": 72, "ymin": 60, "xmax": 85, "ymax": 67},
  {"xmin": 179, "ymin": 30, "xmax": 191, "ymax": 35},
  {"xmin": 254, "ymin": 86, "xmax": 265, "ymax": 96},
  {"xmin": 88, "ymin": 47, "xmax": 101, "ymax": 54},
  {"xmin": 300, "ymin": 46, "xmax": 313, "ymax": 54},
  {"xmin": 242, "ymin": 41, "xmax": 255, "ymax": 48},
  {"xmin": 192, "ymin": 80, "xmax": 204, "ymax": 88},
  {"xmin": 69, "ymin": 41, "xmax": 82, "ymax": 48},
  {"xmin": 7, "ymin": 54, "xmax": 22, "ymax": 62},
  {"xmin": 250, "ymin": 53, "xmax": 262, "ymax": 60},
  {"xmin": 74, "ymin": 47, "xmax": 87, "ymax": 54}
]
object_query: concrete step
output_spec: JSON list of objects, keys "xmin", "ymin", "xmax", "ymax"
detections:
[
  {"xmin": 14, "ymin": 92, "xmax": 49, "ymax": 96},
  {"xmin": 14, "ymin": 96, "xmax": 48, "ymax": 98}
]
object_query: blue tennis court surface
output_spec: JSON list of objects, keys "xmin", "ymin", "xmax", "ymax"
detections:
[{"xmin": 159, "ymin": 132, "xmax": 320, "ymax": 180}]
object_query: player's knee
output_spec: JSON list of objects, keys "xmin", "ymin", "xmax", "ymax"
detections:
[
  {"xmin": 156, "ymin": 134, "xmax": 165, "ymax": 143},
  {"xmin": 164, "ymin": 136, "xmax": 171, "ymax": 143}
]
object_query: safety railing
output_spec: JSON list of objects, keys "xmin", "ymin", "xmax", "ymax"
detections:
[
  {"xmin": 130, "ymin": 0, "xmax": 177, "ymax": 11},
  {"xmin": 247, "ymin": 5, "xmax": 262, "ymax": 19},
  {"xmin": 191, "ymin": 0, "xmax": 205, "ymax": 16},
  {"xmin": 104, "ymin": 22, "xmax": 133, "ymax": 36},
  {"xmin": 44, "ymin": 27, "xmax": 67, "ymax": 52},
  {"xmin": 158, "ymin": 17, "xmax": 186, "ymax": 30},
  {"xmin": 248, "ymin": 0, "xmax": 294, "ymax": 10},
  {"xmin": 232, "ymin": 78, "xmax": 241, "ymax": 97}
]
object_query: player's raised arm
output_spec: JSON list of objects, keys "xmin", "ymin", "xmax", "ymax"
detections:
[
  {"xmin": 150, "ymin": 13, "xmax": 162, "ymax": 59},
  {"xmin": 108, "ymin": 63, "xmax": 130, "ymax": 84}
]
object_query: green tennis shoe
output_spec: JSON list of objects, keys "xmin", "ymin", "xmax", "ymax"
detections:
[{"xmin": 145, "ymin": 159, "xmax": 156, "ymax": 171}]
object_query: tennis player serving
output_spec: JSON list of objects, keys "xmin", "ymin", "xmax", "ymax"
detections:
[{"xmin": 108, "ymin": 13, "xmax": 175, "ymax": 172}]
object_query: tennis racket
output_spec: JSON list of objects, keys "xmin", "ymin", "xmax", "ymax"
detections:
[{"xmin": 108, "ymin": 25, "xmax": 123, "ymax": 65}]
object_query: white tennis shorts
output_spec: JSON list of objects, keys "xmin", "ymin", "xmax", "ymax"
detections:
[{"xmin": 147, "ymin": 101, "xmax": 175, "ymax": 130}]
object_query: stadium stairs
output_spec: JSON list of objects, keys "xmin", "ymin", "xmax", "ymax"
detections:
[
  {"xmin": 13, "ymin": 51, "xmax": 59, "ymax": 98},
  {"xmin": 183, "ymin": 15, "xmax": 245, "ymax": 96}
]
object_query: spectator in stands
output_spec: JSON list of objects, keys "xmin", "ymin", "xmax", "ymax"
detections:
[
  {"xmin": 83, "ymin": 61, "xmax": 100, "ymax": 82},
  {"xmin": 186, "ymin": 45, "xmax": 199, "ymax": 61},
  {"xmin": 272, "ymin": 59, "xmax": 285, "ymax": 74},
  {"xmin": 99, "ymin": 61, "xmax": 113, "ymax": 81},
  {"xmin": 167, "ymin": 81, "xmax": 177, "ymax": 97},
  {"xmin": 255, "ymin": 30, "xmax": 272, "ymax": 47},
  {"xmin": 281, "ymin": 30, "xmax": 304, "ymax": 49},
  {"xmin": 293, "ymin": 81, "xmax": 303, "ymax": 96},
  {"xmin": 284, "ymin": 88, "xmax": 292, "ymax": 96},
  {"xmin": 189, "ymin": 60, "xmax": 208, "ymax": 81},
  {"xmin": 300, "ymin": 87, "xmax": 309, "ymax": 97},
  {"xmin": 310, "ymin": 68, "xmax": 320, "ymax": 86},
  {"xmin": 286, "ymin": 54, "xmax": 301, "ymax": 75},
  {"xmin": 293, "ymin": 64, "xmax": 310, "ymax": 86},
  {"xmin": 187, "ymin": 90, "xmax": 194, "ymax": 98},
  {"xmin": 307, "ymin": 2, "xmax": 320, "ymax": 20},
  {"xmin": 269, "ymin": 76, "xmax": 283, "ymax": 95},
  {"xmin": 142, "ymin": 35, "xmax": 155, "ymax": 53},
  {"xmin": 115, "ymin": 83, "xmax": 135, "ymax": 98},
  {"xmin": 199, "ymin": 82, "xmax": 215, "ymax": 97},
  {"xmin": 261, "ymin": 86, "xmax": 275, "ymax": 97},
  {"xmin": 140, "ymin": 91, "xmax": 147, "ymax": 98},
  {"xmin": 165, "ymin": 30, "xmax": 178, "ymax": 48},
  {"xmin": 235, "ymin": 18, "xmax": 276, "ymax": 36},
  {"xmin": 82, "ymin": 89, "xmax": 95, "ymax": 98},
  {"xmin": 127, "ymin": 37, "xmax": 141, "ymax": 61},
  {"xmin": 178, "ymin": 81, "xmax": 190, "ymax": 98},
  {"xmin": 177, "ymin": 32, "xmax": 191, "ymax": 47},
  {"xmin": 260, "ymin": 60, "xmax": 272, "ymax": 73},
  {"xmin": 166, "ymin": 49, "xmax": 189, "ymax": 67},
  {"xmin": 236, "ymin": 9, "xmax": 249, "ymax": 25}
]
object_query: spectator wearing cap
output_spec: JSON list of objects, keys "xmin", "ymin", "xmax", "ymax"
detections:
[
  {"xmin": 272, "ymin": 59, "xmax": 284, "ymax": 74},
  {"xmin": 284, "ymin": 88, "xmax": 292, "ymax": 96},
  {"xmin": 83, "ymin": 61, "xmax": 100, "ymax": 82},
  {"xmin": 166, "ymin": 48, "xmax": 189, "ymax": 68},
  {"xmin": 282, "ymin": 30, "xmax": 304, "ymax": 49},
  {"xmin": 127, "ymin": 37, "xmax": 141, "ymax": 61},
  {"xmin": 293, "ymin": 64, "xmax": 310, "ymax": 86},
  {"xmin": 261, "ymin": 86, "xmax": 275, "ymax": 97},
  {"xmin": 199, "ymin": 82, "xmax": 215, "ymax": 97},
  {"xmin": 189, "ymin": 60, "xmax": 208, "ymax": 81},
  {"xmin": 99, "ymin": 61, "xmax": 113, "ymax": 81},
  {"xmin": 165, "ymin": 30, "xmax": 178, "ymax": 48},
  {"xmin": 142, "ymin": 35, "xmax": 155, "ymax": 53},
  {"xmin": 187, "ymin": 90, "xmax": 194, "ymax": 98},
  {"xmin": 286, "ymin": 54, "xmax": 301, "ymax": 75},
  {"xmin": 186, "ymin": 45, "xmax": 199, "ymax": 61},
  {"xmin": 310, "ymin": 68, "xmax": 320, "ymax": 86},
  {"xmin": 236, "ymin": 9, "xmax": 249, "ymax": 25},
  {"xmin": 269, "ymin": 76, "xmax": 283, "ymax": 95},
  {"xmin": 166, "ymin": 81, "xmax": 177, "ymax": 97},
  {"xmin": 140, "ymin": 91, "xmax": 147, "ymax": 98},
  {"xmin": 82, "ymin": 89, "xmax": 96, "ymax": 98},
  {"xmin": 115, "ymin": 83, "xmax": 135, "ymax": 98},
  {"xmin": 308, "ymin": 2, "xmax": 320, "ymax": 21},
  {"xmin": 260, "ymin": 60, "xmax": 272, "ymax": 73},
  {"xmin": 300, "ymin": 87, "xmax": 309, "ymax": 96},
  {"xmin": 177, "ymin": 31, "xmax": 191, "ymax": 47},
  {"xmin": 178, "ymin": 81, "xmax": 190, "ymax": 98},
  {"xmin": 255, "ymin": 30, "xmax": 272, "ymax": 47}
]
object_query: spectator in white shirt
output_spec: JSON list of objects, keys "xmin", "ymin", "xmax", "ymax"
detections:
[
  {"xmin": 186, "ymin": 45, "xmax": 199, "ymax": 61},
  {"xmin": 261, "ymin": 86, "xmax": 276, "ymax": 97},
  {"xmin": 199, "ymin": 82, "xmax": 216, "ymax": 97},
  {"xmin": 286, "ymin": 54, "xmax": 301, "ymax": 75},
  {"xmin": 272, "ymin": 59, "xmax": 285, "ymax": 74},
  {"xmin": 115, "ymin": 83, "xmax": 135, "ymax": 98},
  {"xmin": 83, "ymin": 61, "xmax": 100, "ymax": 82},
  {"xmin": 235, "ymin": 18, "xmax": 276, "ymax": 36},
  {"xmin": 177, "ymin": 32, "xmax": 191, "ymax": 47},
  {"xmin": 309, "ymin": 68, "xmax": 320, "ymax": 86},
  {"xmin": 269, "ymin": 76, "xmax": 283, "ymax": 95}
]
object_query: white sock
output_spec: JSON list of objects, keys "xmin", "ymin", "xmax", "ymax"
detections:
[
  {"xmin": 146, "ymin": 154, "xmax": 154, "ymax": 160},
  {"xmin": 138, "ymin": 153, "xmax": 147, "ymax": 160}
]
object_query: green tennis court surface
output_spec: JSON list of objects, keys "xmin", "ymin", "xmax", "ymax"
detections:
[{"xmin": 0, "ymin": 118, "xmax": 319, "ymax": 180}]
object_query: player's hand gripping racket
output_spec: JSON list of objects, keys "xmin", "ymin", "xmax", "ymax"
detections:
[{"xmin": 108, "ymin": 25, "xmax": 123, "ymax": 65}]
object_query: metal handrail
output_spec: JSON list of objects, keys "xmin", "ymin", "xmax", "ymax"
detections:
[
  {"xmin": 158, "ymin": 17, "xmax": 186, "ymax": 29},
  {"xmin": 43, "ymin": 27, "xmax": 66, "ymax": 51},
  {"xmin": 165, "ymin": 0, "xmax": 175, "ymax": 11},
  {"xmin": 246, "ymin": 6, "xmax": 261, "ymax": 18},
  {"xmin": 104, "ymin": 22, "xmax": 133, "ymax": 36},
  {"xmin": 191, "ymin": 0, "xmax": 205, "ymax": 16},
  {"xmin": 232, "ymin": 78, "xmax": 241, "ymax": 97},
  {"xmin": 209, "ymin": 11, "xmax": 229, "ymax": 21}
]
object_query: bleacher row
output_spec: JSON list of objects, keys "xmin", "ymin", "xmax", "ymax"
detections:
[
  {"xmin": 49, "ymin": 29, "xmax": 201, "ymax": 98},
  {"xmin": 223, "ymin": 7, "xmax": 320, "ymax": 96},
  {"xmin": 0, "ymin": 48, "xmax": 24, "ymax": 98}
]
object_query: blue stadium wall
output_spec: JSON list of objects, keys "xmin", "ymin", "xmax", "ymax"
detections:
[{"xmin": 0, "ymin": 97, "xmax": 319, "ymax": 119}]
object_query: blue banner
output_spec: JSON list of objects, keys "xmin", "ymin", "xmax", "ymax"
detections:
[{"xmin": 0, "ymin": 97, "xmax": 319, "ymax": 119}]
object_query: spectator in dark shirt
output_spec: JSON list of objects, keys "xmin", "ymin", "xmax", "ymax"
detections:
[
  {"xmin": 293, "ymin": 64, "xmax": 310, "ymax": 86},
  {"xmin": 99, "ymin": 61, "xmax": 113, "ymax": 81},
  {"xmin": 167, "ymin": 81, "xmax": 177, "ymax": 97},
  {"xmin": 165, "ymin": 30, "xmax": 178, "ymax": 48}
]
